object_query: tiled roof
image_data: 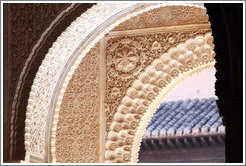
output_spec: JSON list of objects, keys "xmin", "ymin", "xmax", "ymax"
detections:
[{"xmin": 143, "ymin": 98, "xmax": 225, "ymax": 138}]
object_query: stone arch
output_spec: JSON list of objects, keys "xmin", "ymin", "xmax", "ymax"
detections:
[
  {"xmin": 23, "ymin": 3, "xmax": 215, "ymax": 163},
  {"xmin": 104, "ymin": 34, "xmax": 215, "ymax": 163},
  {"xmin": 24, "ymin": 3, "xmax": 142, "ymax": 162}
]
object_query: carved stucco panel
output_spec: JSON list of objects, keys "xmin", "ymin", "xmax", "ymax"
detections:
[
  {"xmin": 113, "ymin": 5, "xmax": 208, "ymax": 31},
  {"xmin": 105, "ymin": 33, "xmax": 215, "ymax": 163},
  {"xmin": 55, "ymin": 43, "xmax": 100, "ymax": 163},
  {"xmin": 53, "ymin": 32, "xmax": 215, "ymax": 163},
  {"xmin": 25, "ymin": 3, "xmax": 136, "ymax": 160},
  {"xmin": 105, "ymin": 29, "xmax": 211, "ymax": 132}
]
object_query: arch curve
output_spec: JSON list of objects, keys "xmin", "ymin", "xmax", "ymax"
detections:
[
  {"xmin": 24, "ymin": 3, "xmax": 140, "ymax": 162},
  {"xmin": 23, "ymin": 3, "xmax": 215, "ymax": 163},
  {"xmin": 105, "ymin": 33, "xmax": 215, "ymax": 163}
]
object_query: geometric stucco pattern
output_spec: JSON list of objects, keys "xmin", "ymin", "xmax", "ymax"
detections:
[
  {"xmin": 55, "ymin": 43, "xmax": 100, "ymax": 163},
  {"xmin": 105, "ymin": 33, "xmax": 215, "ymax": 163},
  {"xmin": 105, "ymin": 28, "xmax": 211, "ymax": 133}
]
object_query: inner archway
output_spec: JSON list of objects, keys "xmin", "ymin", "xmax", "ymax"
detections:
[{"xmin": 137, "ymin": 68, "xmax": 225, "ymax": 163}]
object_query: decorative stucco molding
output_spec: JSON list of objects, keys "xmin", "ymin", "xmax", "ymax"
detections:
[
  {"xmin": 104, "ymin": 33, "xmax": 215, "ymax": 163},
  {"xmin": 132, "ymin": 62, "xmax": 215, "ymax": 163},
  {"xmin": 50, "ymin": 3, "xmax": 206, "ymax": 163},
  {"xmin": 104, "ymin": 27, "xmax": 211, "ymax": 133},
  {"xmin": 25, "ymin": 3, "xmax": 137, "ymax": 161},
  {"xmin": 24, "ymin": 3, "xmax": 209, "ymax": 163}
]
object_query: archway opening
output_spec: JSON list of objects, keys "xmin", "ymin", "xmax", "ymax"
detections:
[{"xmin": 137, "ymin": 68, "xmax": 225, "ymax": 163}]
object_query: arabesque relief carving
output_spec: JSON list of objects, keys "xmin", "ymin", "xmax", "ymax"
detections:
[
  {"xmin": 55, "ymin": 43, "xmax": 100, "ymax": 163},
  {"xmin": 114, "ymin": 46, "xmax": 139, "ymax": 73},
  {"xmin": 113, "ymin": 5, "xmax": 208, "ymax": 31},
  {"xmin": 105, "ymin": 29, "xmax": 211, "ymax": 132},
  {"xmin": 25, "ymin": 3, "xmax": 136, "ymax": 161},
  {"xmin": 105, "ymin": 33, "xmax": 215, "ymax": 163}
]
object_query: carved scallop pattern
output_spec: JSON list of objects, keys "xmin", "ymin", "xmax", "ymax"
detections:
[
  {"xmin": 105, "ymin": 33, "xmax": 215, "ymax": 163},
  {"xmin": 105, "ymin": 29, "xmax": 211, "ymax": 132}
]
